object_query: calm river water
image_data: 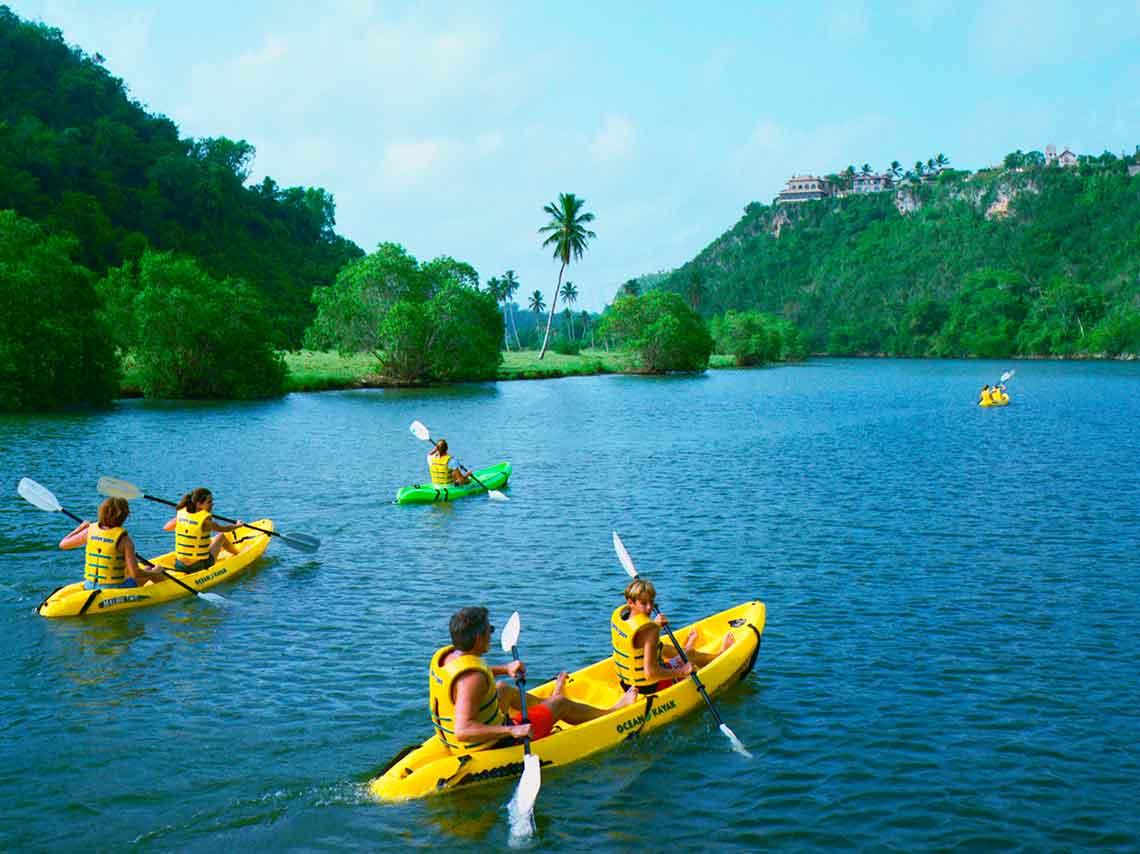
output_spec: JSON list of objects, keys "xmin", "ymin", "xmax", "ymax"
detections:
[{"xmin": 2, "ymin": 358, "xmax": 1138, "ymax": 851}]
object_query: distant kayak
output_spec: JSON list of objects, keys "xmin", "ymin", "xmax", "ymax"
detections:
[
  {"xmin": 979, "ymin": 393, "xmax": 1010, "ymax": 407},
  {"xmin": 36, "ymin": 520, "xmax": 272, "ymax": 617},
  {"xmin": 395, "ymin": 462, "xmax": 511, "ymax": 505},
  {"xmin": 369, "ymin": 599, "xmax": 765, "ymax": 802}
]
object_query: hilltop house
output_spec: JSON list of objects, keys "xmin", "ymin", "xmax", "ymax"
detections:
[
  {"xmin": 852, "ymin": 173, "xmax": 893, "ymax": 194},
  {"xmin": 1045, "ymin": 144, "xmax": 1078, "ymax": 167},
  {"xmin": 1128, "ymin": 164, "xmax": 1140, "ymax": 178},
  {"xmin": 776, "ymin": 175, "xmax": 832, "ymax": 204}
]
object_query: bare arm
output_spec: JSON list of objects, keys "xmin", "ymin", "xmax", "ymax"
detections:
[
  {"xmin": 59, "ymin": 521, "xmax": 90, "ymax": 550},
  {"xmin": 452, "ymin": 671, "xmax": 530, "ymax": 742},
  {"xmin": 121, "ymin": 534, "xmax": 165, "ymax": 583},
  {"xmin": 163, "ymin": 516, "xmax": 177, "ymax": 532},
  {"xmin": 638, "ymin": 623, "xmax": 693, "ymax": 682}
]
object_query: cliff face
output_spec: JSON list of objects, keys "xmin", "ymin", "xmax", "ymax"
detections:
[{"xmin": 656, "ymin": 164, "xmax": 1140, "ymax": 357}]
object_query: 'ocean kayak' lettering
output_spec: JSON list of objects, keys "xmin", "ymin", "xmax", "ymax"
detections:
[
  {"xmin": 615, "ymin": 698, "xmax": 677, "ymax": 733},
  {"xmin": 98, "ymin": 595, "xmax": 149, "ymax": 608},
  {"xmin": 195, "ymin": 568, "xmax": 228, "ymax": 586}
]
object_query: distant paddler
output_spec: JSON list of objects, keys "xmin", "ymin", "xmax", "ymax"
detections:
[{"xmin": 427, "ymin": 438, "xmax": 471, "ymax": 487}]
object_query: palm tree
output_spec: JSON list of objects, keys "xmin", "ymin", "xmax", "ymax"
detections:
[
  {"xmin": 562, "ymin": 307, "xmax": 574, "ymax": 341},
  {"xmin": 935, "ymin": 153, "xmax": 949, "ymax": 170},
  {"xmin": 560, "ymin": 281, "xmax": 578, "ymax": 338},
  {"xmin": 926, "ymin": 157, "xmax": 936, "ymax": 173},
  {"xmin": 618, "ymin": 278, "xmax": 641, "ymax": 298},
  {"xmin": 528, "ymin": 289, "xmax": 546, "ymax": 319},
  {"xmin": 579, "ymin": 310, "xmax": 592, "ymax": 348},
  {"xmin": 914, "ymin": 160, "xmax": 925, "ymax": 177},
  {"xmin": 537, "ymin": 193, "xmax": 596, "ymax": 359},
  {"xmin": 889, "ymin": 160, "xmax": 902, "ymax": 179},
  {"xmin": 502, "ymin": 269, "xmax": 522, "ymax": 350},
  {"xmin": 485, "ymin": 276, "xmax": 508, "ymax": 350},
  {"xmin": 861, "ymin": 163, "xmax": 872, "ymax": 175}
]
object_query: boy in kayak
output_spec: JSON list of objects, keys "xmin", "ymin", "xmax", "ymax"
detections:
[
  {"xmin": 612, "ymin": 578, "xmax": 735, "ymax": 695},
  {"xmin": 979, "ymin": 384, "xmax": 992, "ymax": 405},
  {"xmin": 428, "ymin": 439, "xmax": 471, "ymax": 486},
  {"xmin": 430, "ymin": 606, "xmax": 637, "ymax": 751},
  {"xmin": 59, "ymin": 497, "xmax": 168, "ymax": 589},
  {"xmin": 162, "ymin": 487, "xmax": 243, "ymax": 571}
]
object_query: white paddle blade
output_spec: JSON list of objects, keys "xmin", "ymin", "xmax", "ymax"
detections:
[
  {"xmin": 198, "ymin": 591, "xmax": 229, "ymax": 605},
  {"xmin": 409, "ymin": 421, "xmax": 431, "ymax": 442},
  {"xmin": 97, "ymin": 476, "xmax": 143, "ymax": 500},
  {"xmin": 18, "ymin": 478, "xmax": 62, "ymax": 513},
  {"xmin": 501, "ymin": 611, "xmax": 521, "ymax": 652},
  {"xmin": 719, "ymin": 722, "xmax": 753, "ymax": 759},
  {"xmin": 507, "ymin": 753, "xmax": 541, "ymax": 846},
  {"xmin": 278, "ymin": 531, "xmax": 321, "ymax": 553},
  {"xmin": 488, "ymin": 489, "xmax": 510, "ymax": 502},
  {"xmin": 612, "ymin": 531, "xmax": 639, "ymax": 579}
]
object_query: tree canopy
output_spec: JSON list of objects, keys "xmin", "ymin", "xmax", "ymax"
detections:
[
  {"xmin": 599, "ymin": 291, "xmax": 712, "ymax": 373},
  {"xmin": 306, "ymin": 243, "xmax": 501, "ymax": 383},
  {"xmin": 0, "ymin": 7, "xmax": 362, "ymax": 348},
  {"xmin": 0, "ymin": 209, "xmax": 119, "ymax": 410}
]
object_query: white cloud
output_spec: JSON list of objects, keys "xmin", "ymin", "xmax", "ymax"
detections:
[
  {"xmin": 590, "ymin": 114, "xmax": 636, "ymax": 164},
  {"xmin": 381, "ymin": 140, "xmax": 446, "ymax": 186}
]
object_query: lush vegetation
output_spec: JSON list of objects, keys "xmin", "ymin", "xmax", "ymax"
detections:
[
  {"xmin": 0, "ymin": 210, "xmax": 119, "ymax": 410},
  {"xmin": 655, "ymin": 155, "xmax": 1140, "ymax": 358},
  {"xmin": 0, "ymin": 7, "xmax": 361, "ymax": 348},
  {"xmin": 306, "ymin": 243, "xmax": 502, "ymax": 383},
  {"xmin": 710, "ymin": 310, "xmax": 810, "ymax": 366},
  {"xmin": 599, "ymin": 291, "xmax": 713, "ymax": 373},
  {"xmin": 98, "ymin": 249, "xmax": 286, "ymax": 398}
]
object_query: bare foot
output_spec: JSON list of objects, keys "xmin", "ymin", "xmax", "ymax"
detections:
[
  {"xmin": 720, "ymin": 632, "xmax": 736, "ymax": 653},
  {"xmin": 550, "ymin": 671, "xmax": 569, "ymax": 700},
  {"xmin": 612, "ymin": 685, "xmax": 639, "ymax": 710},
  {"xmin": 684, "ymin": 629, "xmax": 699, "ymax": 653}
]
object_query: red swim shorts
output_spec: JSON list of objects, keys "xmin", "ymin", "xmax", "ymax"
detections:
[{"xmin": 510, "ymin": 703, "xmax": 554, "ymax": 740}]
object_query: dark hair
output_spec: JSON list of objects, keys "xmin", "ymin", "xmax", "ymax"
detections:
[
  {"xmin": 98, "ymin": 497, "xmax": 129, "ymax": 528},
  {"xmin": 434, "ymin": 439, "xmax": 449, "ymax": 455},
  {"xmin": 449, "ymin": 606, "xmax": 490, "ymax": 650},
  {"xmin": 177, "ymin": 487, "xmax": 213, "ymax": 512}
]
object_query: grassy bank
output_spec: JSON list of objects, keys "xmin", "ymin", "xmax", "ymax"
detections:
[{"xmin": 121, "ymin": 350, "xmax": 740, "ymax": 396}]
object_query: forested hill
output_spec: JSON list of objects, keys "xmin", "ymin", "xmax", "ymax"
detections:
[
  {"xmin": 656, "ymin": 160, "xmax": 1140, "ymax": 358},
  {"xmin": 0, "ymin": 6, "xmax": 362, "ymax": 346}
]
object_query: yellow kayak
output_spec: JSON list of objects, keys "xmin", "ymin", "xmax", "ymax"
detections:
[
  {"xmin": 979, "ymin": 393, "xmax": 1010, "ymax": 407},
  {"xmin": 36, "ymin": 519, "xmax": 273, "ymax": 617},
  {"xmin": 369, "ymin": 599, "xmax": 766, "ymax": 801}
]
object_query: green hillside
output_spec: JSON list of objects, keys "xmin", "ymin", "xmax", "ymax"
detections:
[
  {"xmin": 0, "ymin": 6, "xmax": 362, "ymax": 346},
  {"xmin": 656, "ymin": 160, "xmax": 1140, "ymax": 358}
]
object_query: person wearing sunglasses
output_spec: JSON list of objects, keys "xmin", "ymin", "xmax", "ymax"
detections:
[{"xmin": 429, "ymin": 606, "xmax": 636, "ymax": 751}]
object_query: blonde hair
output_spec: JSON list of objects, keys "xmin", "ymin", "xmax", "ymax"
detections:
[
  {"xmin": 97, "ymin": 497, "xmax": 129, "ymax": 528},
  {"xmin": 624, "ymin": 578, "xmax": 656, "ymax": 604}
]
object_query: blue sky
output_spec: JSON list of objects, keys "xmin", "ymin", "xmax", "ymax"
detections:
[{"xmin": 12, "ymin": 1, "xmax": 1140, "ymax": 311}]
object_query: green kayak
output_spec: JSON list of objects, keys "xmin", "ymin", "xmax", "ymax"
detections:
[{"xmin": 395, "ymin": 462, "xmax": 512, "ymax": 505}]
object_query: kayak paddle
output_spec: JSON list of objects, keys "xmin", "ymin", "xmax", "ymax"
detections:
[
  {"xmin": 612, "ymin": 531, "xmax": 752, "ymax": 759},
  {"xmin": 408, "ymin": 420, "xmax": 509, "ymax": 502},
  {"xmin": 96, "ymin": 476, "xmax": 320, "ymax": 553},
  {"xmin": 501, "ymin": 610, "xmax": 540, "ymax": 844},
  {"xmin": 18, "ymin": 477, "xmax": 226, "ymax": 604}
]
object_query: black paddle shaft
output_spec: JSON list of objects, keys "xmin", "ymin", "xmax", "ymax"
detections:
[
  {"xmin": 141, "ymin": 493, "xmax": 275, "ymax": 540},
  {"xmin": 509, "ymin": 645, "xmax": 534, "ymax": 754},
  {"xmin": 652, "ymin": 605, "xmax": 730, "ymax": 729}
]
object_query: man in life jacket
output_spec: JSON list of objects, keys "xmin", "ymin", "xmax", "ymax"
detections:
[
  {"xmin": 429, "ymin": 606, "xmax": 637, "ymax": 752},
  {"xmin": 427, "ymin": 439, "xmax": 471, "ymax": 487},
  {"xmin": 612, "ymin": 578, "xmax": 735, "ymax": 696},
  {"xmin": 979, "ymin": 385, "xmax": 993, "ymax": 405},
  {"xmin": 59, "ymin": 497, "xmax": 168, "ymax": 589}
]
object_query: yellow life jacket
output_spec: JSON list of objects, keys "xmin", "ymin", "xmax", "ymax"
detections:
[
  {"xmin": 611, "ymin": 604, "xmax": 662, "ymax": 689},
  {"xmin": 980, "ymin": 389, "xmax": 992, "ymax": 404},
  {"xmin": 428, "ymin": 645, "xmax": 504, "ymax": 751},
  {"xmin": 84, "ymin": 524, "xmax": 127, "ymax": 587},
  {"xmin": 175, "ymin": 509, "xmax": 212, "ymax": 564},
  {"xmin": 429, "ymin": 453, "xmax": 454, "ymax": 487}
]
